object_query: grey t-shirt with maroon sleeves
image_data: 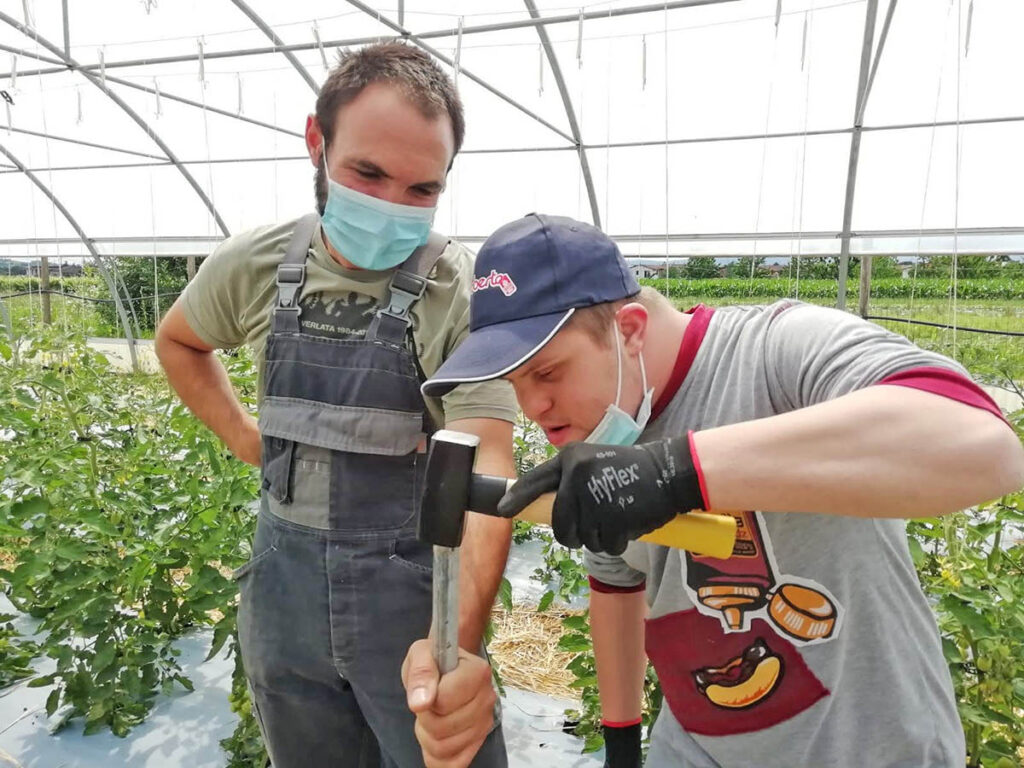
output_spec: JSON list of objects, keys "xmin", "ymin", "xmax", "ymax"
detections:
[{"xmin": 586, "ymin": 300, "xmax": 972, "ymax": 768}]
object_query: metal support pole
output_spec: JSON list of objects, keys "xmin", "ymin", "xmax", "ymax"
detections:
[
  {"xmin": 524, "ymin": 0, "xmax": 602, "ymax": 228},
  {"xmin": 0, "ymin": 0, "xmax": 745, "ymax": 80},
  {"xmin": 432, "ymin": 546, "xmax": 460, "ymax": 675},
  {"xmin": 61, "ymin": 0, "xmax": 70, "ymax": 58},
  {"xmin": 837, "ymin": 0, "xmax": 880, "ymax": 311},
  {"xmin": 39, "ymin": 256, "xmax": 51, "ymax": 324}
]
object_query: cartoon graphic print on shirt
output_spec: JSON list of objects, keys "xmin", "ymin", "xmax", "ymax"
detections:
[{"xmin": 644, "ymin": 511, "xmax": 844, "ymax": 736}]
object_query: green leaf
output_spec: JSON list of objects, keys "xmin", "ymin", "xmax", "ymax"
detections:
[
  {"xmin": 557, "ymin": 633, "xmax": 591, "ymax": 653},
  {"xmin": 27, "ymin": 673, "xmax": 57, "ymax": 688},
  {"xmin": 45, "ymin": 687, "xmax": 61, "ymax": 717},
  {"xmin": 906, "ymin": 537, "xmax": 926, "ymax": 568},
  {"xmin": 537, "ymin": 590, "xmax": 555, "ymax": 613},
  {"xmin": 497, "ymin": 578, "xmax": 513, "ymax": 612},
  {"xmin": 561, "ymin": 615, "xmax": 588, "ymax": 632},
  {"xmin": 93, "ymin": 643, "xmax": 116, "ymax": 673},
  {"xmin": 205, "ymin": 623, "xmax": 233, "ymax": 662},
  {"xmin": 174, "ymin": 674, "xmax": 194, "ymax": 692},
  {"xmin": 10, "ymin": 495, "xmax": 50, "ymax": 519},
  {"xmin": 939, "ymin": 596, "xmax": 992, "ymax": 637}
]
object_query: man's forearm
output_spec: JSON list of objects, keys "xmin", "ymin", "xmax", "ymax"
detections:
[
  {"xmin": 155, "ymin": 335, "xmax": 258, "ymax": 458},
  {"xmin": 696, "ymin": 386, "xmax": 1024, "ymax": 518},
  {"xmin": 458, "ymin": 514, "xmax": 512, "ymax": 649},
  {"xmin": 591, "ymin": 589, "xmax": 647, "ymax": 722},
  {"xmin": 444, "ymin": 417, "xmax": 516, "ymax": 650}
]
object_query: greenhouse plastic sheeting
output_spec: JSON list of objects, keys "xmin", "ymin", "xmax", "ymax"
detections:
[{"xmin": 0, "ymin": 0, "xmax": 1022, "ymax": 262}]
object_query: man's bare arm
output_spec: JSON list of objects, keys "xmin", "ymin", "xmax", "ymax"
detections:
[
  {"xmin": 155, "ymin": 300, "xmax": 261, "ymax": 466},
  {"xmin": 444, "ymin": 417, "xmax": 515, "ymax": 651},
  {"xmin": 697, "ymin": 386, "xmax": 1024, "ymax": 518}
]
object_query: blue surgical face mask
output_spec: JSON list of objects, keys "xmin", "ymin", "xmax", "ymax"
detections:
[
  {"xmin": 584, "ymin": 324, "xmax": 654, "ymax": 446},
  {"xmin": 319, "ymin": 141, "xmax": 436, "ymax": 270}
]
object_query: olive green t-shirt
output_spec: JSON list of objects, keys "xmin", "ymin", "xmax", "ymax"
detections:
[{"xmin": 180, "ymin": 216, "xmax": 518, "ymax": 427}]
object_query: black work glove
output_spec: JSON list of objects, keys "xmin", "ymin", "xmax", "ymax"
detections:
[
  {"xmin": 496, "ymin": 435, "xmax": 706, "ymax": 556},
  {"xmin": 602, "ymin": 721, "xmax": 642, "ymax": 768}
]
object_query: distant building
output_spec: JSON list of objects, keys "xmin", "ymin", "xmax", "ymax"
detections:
[{"xmin": 630, "ymin": 263, "xmax": 666, "ymax": 280}]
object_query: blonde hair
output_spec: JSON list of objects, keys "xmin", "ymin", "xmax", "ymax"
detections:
[{"xmin": 564, "ymin": 287, "xmax": 671, "ymax": 346}]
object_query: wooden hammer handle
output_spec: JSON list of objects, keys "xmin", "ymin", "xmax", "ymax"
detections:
[{"xmin": 512, "ymin": 491, "xmax": 737, "ymax": 559}]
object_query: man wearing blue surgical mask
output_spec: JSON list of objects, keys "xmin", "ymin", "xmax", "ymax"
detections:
[{"xmin": 155, "ymin": 43, "xmax": 515, "ymax": 768}]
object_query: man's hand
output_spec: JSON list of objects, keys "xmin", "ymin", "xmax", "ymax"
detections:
[
  {"xmin": 227, "ymin": 415, "xmax": 262, "ymax": 467},
  {"xmin": 402, "ymin": 639, "xmax": 496, "ymax": 768},
  {"xmin": 496, "ymin": 436, "xmax": 706, "ymax": 555}
]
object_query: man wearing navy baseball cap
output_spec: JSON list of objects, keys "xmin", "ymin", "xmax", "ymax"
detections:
[{"xmin": 402, "ymin": 213, "xmax": 1022, "ymax": 768}]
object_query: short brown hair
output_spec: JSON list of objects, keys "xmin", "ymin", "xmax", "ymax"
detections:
[
  {"xmin": 566, "ymin": 287, "xmax": 671, "ymax": 346},
  {"xmin": 316, "ymin": 41, "xmax": 465, "ymax": 155}
]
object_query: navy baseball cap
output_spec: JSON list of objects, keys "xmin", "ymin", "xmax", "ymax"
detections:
[{"xmin": 422, "ymin": 213, "xmax": 640, "ymax": 397}]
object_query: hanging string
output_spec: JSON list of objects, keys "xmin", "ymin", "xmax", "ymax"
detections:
[
  {"xmin": 313, "ymin": 20, "xmax": 329, "ymax": 71},
  {"xmin": 4, "ymin": 102, "xmax": 10, "ymax": 136},
  {"xmin": 197, "ymin": 37, "xmax": 206, "ymax": 88},
  {"xmin": 76, "ymin": 86, "xmax": 82, "ymax": 124},
  {"xmin": 604, "ymin": 9, "xmax": 612, "ymax": 231},
  {"xmin": 909, "ymin": 1, "xmax": 955, "ymax": 340},
  {"xmin": 453, "ymin": 17, "xmax": 464, "ymax": 87},
  {"xmin": 641, "ymin": 35, "xmax": 647, "ymax": 90},
  {"xmin": 663, "ymin": 2, "xmax": 669, "ymax": 294},
  {"xmin": 237, "ymin": 73, "xmax": 244, "ymax": 116},
  {"xmin": 153, "ymin": 77, "xmax": 161, "ymax": 117},
  {"xmin": 951, "ymin": 0, "xmax": 966, "ymax": 356},
  {"xmin": 775, "ymin": 0, "xmax": 783, "ymax": 35},
  {"xmin": 577, "ymin": 8, "xmax": 584, "ymax": 69},
  {"xmin": 272, "ymin": 91, "xmax": 279, "ymax": 219},
  {"xmin": 21, "ymin": 0, "xmax": 33, "ymax": 27},
  {"xmin": 149, "ymin": 169, "xmax": 159, "ymax": 329},
  {"xmin": 748, "ymin": 12, "xmax": 781, "ymax": 294},
  {"xmin": 99, "ymin": 48, "xmax": 106, "ymax": 89},
  {"xmin": 9, "ymin": 55, "xmax": 15, "ymax": 90},
  {"xmin": 964, "ymin": 0, "xmax": 973, "ymax": 58},
  {"xmin": 538, "ymin": 44, "xmax": 544, "ymax": 97},
  {"xmin": 800, "ymin": 10, "xmax": 808, "ymax": 71},
  {"xmin": 200, "ymin": 79, "xmax": 217, "ymax": 247},
  {"xmin": 792, "ymin": 5, "xmax": 816, "ymax": 299}
]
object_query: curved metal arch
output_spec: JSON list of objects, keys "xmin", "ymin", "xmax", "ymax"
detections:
[
  {"xmin": 523, "ymin": 0, "xmax": 601, "ymax": 229},
  {"xmin": 0, "ymin": 10, "xmax": 231, "ymax": 238},
  {"xmin": 229, "ymin": 0, "xmax": 319, "ymax": 94},
  {"xmin": 0, "ymin": 140, "xmax": 140, "ymax": 371},
  {"xmin": 343, "ymin": 0, "xmax": 575, "ymax": 145}
]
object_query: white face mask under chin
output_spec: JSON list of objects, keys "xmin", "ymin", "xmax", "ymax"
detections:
[{"xmin": 584, "ymin": 325, "xmax": 654, "ymax": 446}]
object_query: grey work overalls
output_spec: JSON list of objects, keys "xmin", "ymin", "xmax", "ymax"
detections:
[{"xmin": 233, "ymin": 215, "xmax": 507, "ymax": 768}]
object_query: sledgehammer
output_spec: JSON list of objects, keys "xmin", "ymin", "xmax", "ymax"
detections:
[{"xmin": 418, "ymin": 429, "xmax": 738, "ymax": 673}]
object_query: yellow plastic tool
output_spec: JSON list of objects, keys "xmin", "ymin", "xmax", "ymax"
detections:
[{"xmin": 507, "ymin": 486, "xmax": 737, "ymax": 559}]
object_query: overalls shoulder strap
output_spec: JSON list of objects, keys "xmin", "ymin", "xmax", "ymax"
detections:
[
  {"xmin": 365, "ymin": 232, "xmax": 450, "ymax": 348},
  {"xmin": 272, "ymin": 213, "xmax": 320, "ymax": 334}
]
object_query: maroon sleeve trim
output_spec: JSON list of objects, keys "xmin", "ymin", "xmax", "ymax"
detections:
[
  {"xmin": 589, "ymin": 575, "xmax": 646, "ymax": 594},
  {"xmin": 876, "ymin": 366, "xmax": 1008, "ymax": 425},
  {"xmin": 650, "ymin": 304, "xmax": 715, "ymax": 422}
]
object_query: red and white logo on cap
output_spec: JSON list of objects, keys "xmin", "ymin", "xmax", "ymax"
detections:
[{"xmin": 473, "ymin": 269, "xmax": 517, "ymax": 297}]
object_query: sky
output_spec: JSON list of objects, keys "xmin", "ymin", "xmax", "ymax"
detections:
[{"xmin": 0, "ymin": 0, "xmax": 1022, "ymax": 263}]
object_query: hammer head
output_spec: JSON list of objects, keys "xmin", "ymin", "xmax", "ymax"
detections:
[{"xmin": 418, "ymin": 430, "xmax": 480, "ymax": 548}]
